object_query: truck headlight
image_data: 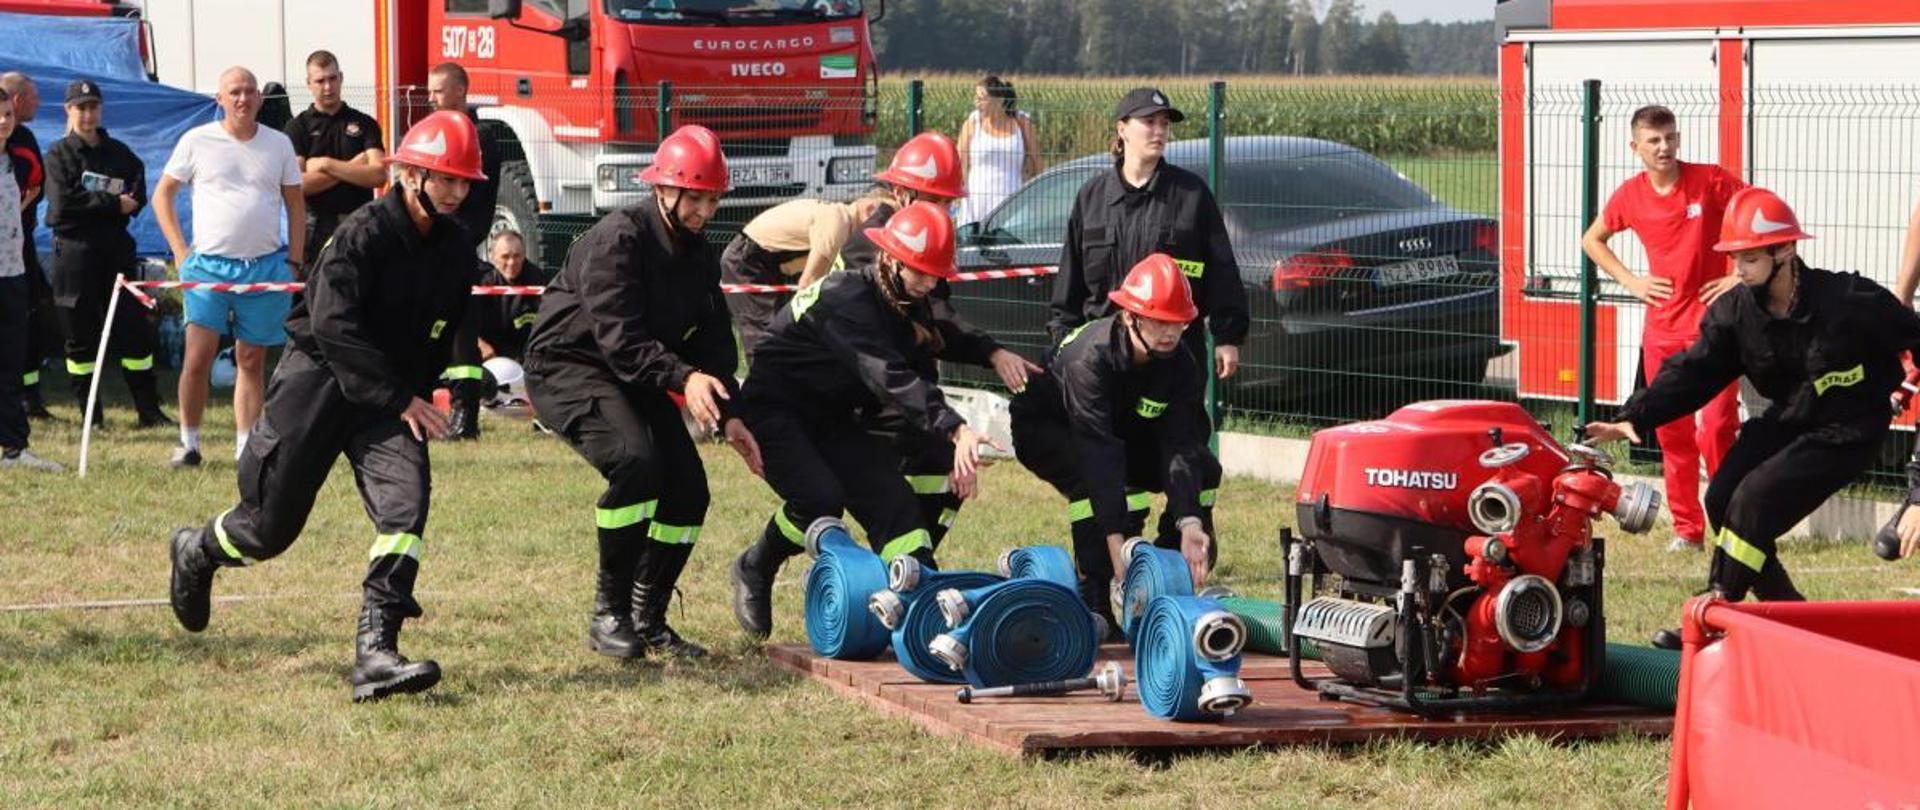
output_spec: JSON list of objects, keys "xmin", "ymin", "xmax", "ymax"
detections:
[{"xmin": 828, "ymin": 156, "xmax": 874, "ymax": 185}]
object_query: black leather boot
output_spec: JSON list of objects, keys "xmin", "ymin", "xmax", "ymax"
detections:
[
  {"xmin": 730, "ymin": 524, "xmax": 798, "ymax": 639},
  {"xmin": 588, "ymin": 531, "xmax": 644, "ymax": 658},
  {"xmin": 349, "ymin": 606, "xmax": 442, "ymax": 703},
  {"xmin": 446, "ymin": 394, "xmax": 480, "ymax": 441},
  {"xmin": 634, "ymin": 542, "xmax": 707, "ymax": 658},
  {"xmin": 168, "ymin": 526, "xmax": 219, "ymax": 632}
]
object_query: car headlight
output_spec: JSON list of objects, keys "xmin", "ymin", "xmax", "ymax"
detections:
[
  {"xmin": 828, "ymin": 156, "xmax": 874, "ymax": 185},
  {"xmin": 597, "ymin": 165, "xmax": 649, "ymax": 194}
]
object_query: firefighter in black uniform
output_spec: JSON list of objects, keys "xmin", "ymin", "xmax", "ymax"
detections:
[
  {"xmin": 1011, "ymin": 253, "xmax": 1220, "ymax": 632},
  {"xmin": 43, "ymin": 79, "xmax": 171, "ymax": 428},
  {"xmin": 286, "ymin": 50, "xmax": 386, "ymax": 269},
  {"xmin": 1586, "ymin": 187, "xmax": 1920, "ymax": 650},
  {"xmin": 524, "ymin": 125, "xmax": 759, "ymax": 660},
  {"xmin": 165, "ymin": 112, "xmax": 484, "ymax": 702},
  {"xmin": 1050, "ymin": 87, "xmax": 1247, "ymax": 384},
  {"xmin": 729, "ymin": 202, "xmax": 1002, "ymax": 638},
  {"xmin": 837, "ymin": 131, "xmax": 1043, "ymax": 548},
  {"xmin": 430, "ymin": 61, "xmax": 506, "ymax": 440}
]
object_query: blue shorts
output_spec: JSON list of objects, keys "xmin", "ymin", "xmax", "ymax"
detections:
[{"xmin": 181, "ymin": 251, "xmax": 293, "ymax": 347}]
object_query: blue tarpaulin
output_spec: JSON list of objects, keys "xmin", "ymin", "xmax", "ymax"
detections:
[{"xmin": 2, "ymin": 11, "xmax": 222, "ymax": 258}]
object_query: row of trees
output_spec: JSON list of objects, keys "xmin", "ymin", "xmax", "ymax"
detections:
[{"xmin": 874, "ymin": 0, "xmax": 1495, "ymax": 76}]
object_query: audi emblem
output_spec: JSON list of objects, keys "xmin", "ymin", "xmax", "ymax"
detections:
[{"xmin": 1398, "ymin": 236, "xmax": 1432, "ymax": 253}]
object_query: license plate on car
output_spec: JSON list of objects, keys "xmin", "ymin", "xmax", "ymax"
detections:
[
  {"xmin": 730, "ymin": 165, "xmax": 793, "ymax": 187},
  {"xmin": 1377, "ymin": 254, "xmax": 1459, "ymax": 287}
]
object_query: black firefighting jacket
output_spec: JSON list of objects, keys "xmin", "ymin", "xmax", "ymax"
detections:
[
  {"xmin": 842, "ymin": 201, "xmax": 1002, "ymax": 370},
  {"xmin": 1050, "ymin": 316, "xmax": 1213, "ymax": 536},
  {"xmin": 1620, "ymin": 260, "xmax": 1920, "ymax": 442},
  {"xmin": 525, "ymin": 195, "xmax": 739, "ymax": 405},
  {"xmin": 44, "ymin": 129, "xmax": 145, "ymax": 300},
  {"xmin": 744, "ymin": 265, "xmax": 966, "ymax": 440},
  {"xmin": 286, "ymin": 190, "xmax": 475, "ymax": 414},
  {"xmin": 1049, "ymin": 161, "xmax": 1248, "ymax": 348}
]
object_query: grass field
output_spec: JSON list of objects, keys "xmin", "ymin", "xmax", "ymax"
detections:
[{"xmin": 4, "ymin": 387, "xmax": 1917, "ymax": 808}]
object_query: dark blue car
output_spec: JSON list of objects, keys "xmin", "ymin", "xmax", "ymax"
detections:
[{"xmin": 947, "ymin": 135, "xmax": 1506, "ymax": 411}]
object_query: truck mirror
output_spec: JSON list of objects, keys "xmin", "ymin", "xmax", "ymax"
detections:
[{"xmin": 488, "ymin": 0, "xmax": 522, "ymax": 19}]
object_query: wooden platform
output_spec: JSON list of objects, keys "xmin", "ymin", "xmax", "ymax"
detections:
[{"xmin": 767, "ymin": 644, "xmax": 1672, "ymax": 756}]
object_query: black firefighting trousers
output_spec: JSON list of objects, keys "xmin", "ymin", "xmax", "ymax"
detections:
[
  {"xmin": 744, "ymin": 397, "xmax": 933, "ymax": 564},
  {"xmin": 196, "ymin": 349, "xmax": 432, "ymax": 617},
  {"xmin": 54, "ymin": 248, "xmax": 160, "ymax": 411},
  {"xmin": 1702, "ymin": 416, "xmax": 1888, "ymax": 602},
  {"xmin": 525, "ymin": 359, "xmax": 712, "ymax": 558}
]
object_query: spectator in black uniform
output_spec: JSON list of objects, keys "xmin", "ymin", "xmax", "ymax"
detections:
[
  {"xmin": 1011, "ymin": 254, "xmax": 1220, "ymax": 632},
  {"xmin": 728, "ymin": 201, "xmax": 1001, "ymax": 638},
  {"xmin": 1586, "ymin": 187, "xmax": 1920, "ymax": 649},
  {"xmin": 286, "ymin": 50, "xmax": 386, "ymax": 268},
  {"xmin": 524, "ymin": 125, "xmax": 760, "ymax": 660},
  {"xmin": 2, "ymin": 71, "xmax": 57, "ymax": 420},
  {"xmin": 429, "ymin": 61, "xmax": 505, "ymax": 440},
  {"xmin": 43, "ymin": 79, "xmax": 172, "ymax": 428},
  {"xmin": 1051, "ymin": 87, "xmax": 1247, "ymax": 382},
  {"xmin": 165, "ymin": 112, "xmax": 485, "ymax": 702}
]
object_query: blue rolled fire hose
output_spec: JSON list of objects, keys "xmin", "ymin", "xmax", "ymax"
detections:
[
  {"xmin": 1121, "ymin": 539, "xmax": 1194, "ymax": 644},
  {"xmin": 928, "ymin": 578, "xmax": 1099, "ymax": 689},
  {"xmin": 1134, "ymin": 594, "xmax": 1253, "ymax": 721},
  {"xmin": 997, "ymin": 544, "xmax": 1078, "ymax": 589},
  {"xmin": 803, "ymin": 518, "xmax": 891, "ymax": 660},
  {"xmin": 874, "ymin": 568, "xmax": 1005, "ymax": 683}
]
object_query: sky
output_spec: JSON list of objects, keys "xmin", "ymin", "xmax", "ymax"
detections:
[{"xmin": 1364, "ymin": 0, "xmax": 1491, "ymax": 24}]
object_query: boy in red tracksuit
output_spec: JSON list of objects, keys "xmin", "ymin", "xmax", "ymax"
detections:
[{"xmin": 1581, "ymin": 104, "xmax": 1745, "ymax": 552}]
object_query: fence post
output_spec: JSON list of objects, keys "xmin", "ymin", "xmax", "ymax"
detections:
[
  {"xmin": 655, "ymin": 80, "xmax": 673, "ymax": 142},
  {"xmin": 1206, "ymin": 80, "xmax": 1227, "ymax": 452},
  {"xmin": 1207, "ymin": 80, "xmax": 1226, "ymax": 198},
  {"xmin": 1578, "ymin": 78, "xmax": 1601, "ymax": 428},
  {"xmin": 907, "ymin": 78, "xmax": 924, "ymax": 137}
]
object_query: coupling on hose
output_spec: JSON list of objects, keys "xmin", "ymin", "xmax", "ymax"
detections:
[
  {"xmin": 935, "ymin": 588, "xmax": 972, "ymax": 628},
  {"xmin": 1197, "ymin": 675, "xmax": 1252, "ymax": 716},
  {"xmin": 1191, "ymin": 609, "xmax": 1248, "ymax": 662},
  {"xmin": 889, "ymin": 554, "xmax": 924, "ymax": 592},
  {"xmin": 869, "ymin": 589, "xmax": 905, "ymax": 630},
  {"xmin": 1610, "ymin": 481, "xmax": 1662, "ymax": 534},
  {"xmin": 804, "ymin": 516, "xmax": 851, "ymax": 559},
  {"xmin": 929, "ymin": 628, "xmax": 969, "ymax": 672}
]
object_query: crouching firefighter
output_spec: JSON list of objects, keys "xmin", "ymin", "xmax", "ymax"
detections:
[
  {"xmin": 729, "ymin": 202, "xmax": 1002, "ymax": 638},
  {"xmin": 838, "ymin": 129, "xmax": 1044, "ymax": 552},
  {"xmin": 1586, "ymin": 187, "xmax": 1920, "ymax": 649},
  {"xmin": 523, "ymin": 125, "xmax": 761, "ymax": 660},
  {"xmin": 1009, "ymin": 254, "xmax": 1221, "ymax": 636},
  {"xmin": 165, "ymin": 111, "xmax": 486, "ymax": 702}
]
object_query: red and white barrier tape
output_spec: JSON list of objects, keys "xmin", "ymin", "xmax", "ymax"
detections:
[{"xmin": 117, "ymin": 266, "xmax": 1056, "ymax": 307}]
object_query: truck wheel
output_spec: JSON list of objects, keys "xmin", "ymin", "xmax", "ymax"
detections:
[{"xmin": 495, "ymin": 160, "xmax": 545, "ymax": 269}]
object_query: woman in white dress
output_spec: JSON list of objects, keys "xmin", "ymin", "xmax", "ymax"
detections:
[{"xmin": 956, "ymin": 76, "xmax": 1040, "ymax": 225}]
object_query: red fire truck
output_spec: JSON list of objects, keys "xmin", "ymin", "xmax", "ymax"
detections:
[{"xmin": 130, "ymin": 0, "xmax": 881, "ymax": 265}]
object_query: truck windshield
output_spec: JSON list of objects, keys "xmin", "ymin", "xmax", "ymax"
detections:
[{"xmin": 607, "ymin": 0, "xmax": 863, "ymax": 23}]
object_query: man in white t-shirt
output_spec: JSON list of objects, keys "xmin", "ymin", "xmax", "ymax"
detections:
[{"xmin": 153, "ymin": 66, "xmax": 305, "ymax": 469}]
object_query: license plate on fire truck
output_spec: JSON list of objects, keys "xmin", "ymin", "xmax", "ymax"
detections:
[
  {"xmin": 1376, "ymin": 254, "xmax": 1459, "ymax": 287},
  {"xmin": 730, "ymin": 165, "xmax": 793, "ymax": 187}
]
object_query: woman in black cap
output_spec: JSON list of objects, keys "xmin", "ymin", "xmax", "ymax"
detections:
[
  {"xmin": 1049, "ymin": 87, "xmax": 1247, "ymax": 384},
  {"xmin": 43, "ymin": 78, "xmax": 172, "ymax": 428}
]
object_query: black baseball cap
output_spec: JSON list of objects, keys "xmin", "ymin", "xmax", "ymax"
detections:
[
  {"xmin": 1113, "ymin": 87, "xmax": 1184, "ymax": 123},
  {"xmin": 64, "ymin": 79, "xmax": 102, "ymax": 105}
]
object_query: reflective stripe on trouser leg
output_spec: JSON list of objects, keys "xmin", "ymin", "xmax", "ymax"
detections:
[
  {"xmin": 1715, "ymin": 526, "xmax": 1768, "ymax": 573},
  {"xmin": 66, "ymin": 358, "xmax": 95, "ymax": 375},
  {"xmin": 773, "ymin": 506, "xmax": 807, "ymax": 547},
  {"xmin": 647, "ymin": 521, "xmax": 702, "ymax": 545},
  {"xmin": 120, "ymin": 355, "xmax": 154, "ymax": 371},
  {"xmin": 905, "ymin": 474, "xmax": 950, "ymax": 495},
  {"xmin": 938, "ymin": 508, "xmax": 959, "ymax": 529},
  {"xmin": 368, "ymin": 532, "xmax": 423, "ymax": 561},
  {"xmin": 441, "ymin": 365, "xmax": 485, "ymax": 381},
  {"xmin": 879, "ymin": 528, "xmax": 931, "ymax": 562},
  {"xmin": 211, "ymin": 508, "xmax": 254, "ymax": 565},
  {"xmin": 22, "ymin": 370, "xmax": 38, "ymax": 386},
  {"xmin": 1069, "ymin": 492, "xmax": 1153, "ymax": 523},
  {"xmin": 596, "ymin": 500, "xmax": 657, "ymax": 529}
]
